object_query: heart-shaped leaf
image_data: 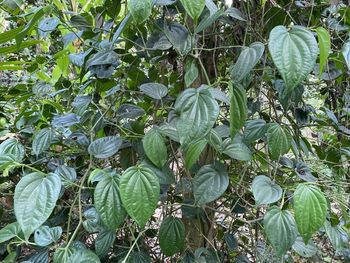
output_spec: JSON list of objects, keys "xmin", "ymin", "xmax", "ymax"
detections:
[
  {"xmin": 252, "ymin": 175, "xmax": 282, "ymax": 205},
  {"xmin": 159, "ymin": 216, "xmax": 185, "ymax": 256},
  {"xmin": 68, "ymin": 249, "xmax": 100, "ymax": 263},
  {"xmin": 120, "ymin": 165, "xmax": 160, "ymax": 227},
  {"xmin": 95, "ymin": 230, "xmax": 116, "ymax": 258},
  {"xmin": 268, "ymin": 26, "xmax": 318, "ymax": 93},
  {"xmin": 88, "ymin": 136, "xmax": 122, "ymax": 159},
  {"xmin": 267, "ymin": 123, "xmax": 292, "ymax": 160},
  {"xmin": 292, "ymin": 236, "xmax": 317, "ymax": 258},
  {"xmin": 140, "ymin": 83, "xmax": 168, "ymax": 100},
  {"xmin": 0, "ymin": 222, "xmax": 22, "ymax": 243},
  {"xmin": 231, "ymin": 42, "xmax": 264, "ymax": 82},
  {"xmin": 193, "ymin": 162, "xmax": 229, "ymax": 205},
  {"xmin": 32, "ymin": 128, "xmax": 54, "ymax": 156},
  {"xmin": 128, "ymin": 0, "xmax": 152, "ymax": 24},
  {"xmin": 294, "ymin": 184, "xmax": 327, "ymax": 243},
  {"xmin": 263, "ymin": 206, "xmax": 298, "ymax": 257},
  {"xmin": 94, "ymin": 174, "xmax": 126, "ymax": 230},
  {"xmin": 222, "ymin": 138, "xmax": 252, "ymax": 161},
  {"xmin": 184, "ymin": 139, "xmax": 207, "ymax": 170},
  {"xmin": 180, "ymin": 0, "xmax": 205, "ymax": 21},
  {"xmin": 14, "ymin": 173, "xmax": 61, "ymax": 240},
  {"xmin": 175, "ymin": 86, "xmax": 219, "ymax": 146},
  {"xmin": 143, "ymin": 127, "xmax": 168, "ymax": 168},
  {"xmin": 34, "ymin": 225, "xmax": 62, "ymax": 246}
]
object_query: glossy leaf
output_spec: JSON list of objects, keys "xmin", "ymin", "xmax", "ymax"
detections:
[
  {"xmin": 222, "ymin": 138, "xmax": 252, "ymax": 161},
  {"xmin": 184, "ymin": 139, "xmax": 207, "ymax": 170},
  {"xmin": 267, "ymin": 123, "xmax": 292, "ymax": 160},
  {"xmin": 252, "ymin": 175, "xmax": 282, "ymax": 205},
  {"xmin": 143, "ymin": 127, "xmax": 168, "ymax": 168},
  {"xmin": 316, "ymin": 27, "xmax": 331, "ymax": 76},
  {"xmin": 324, "ymin": 221, "xmax": 348, "ymax": 251},
  {"xmin": 14, "ymin": 173, "xmax": 61, "ymax": 240},
  {"xmin": 193, "ymin": 162, "xmax": 229, "ymax": 205},
  {"xmin": 269, "ymin": 26, "xmax": 318, "ymax": 93},
  {"xmin": 225, "ymin": 7, "xmax": 246, "ymax": 21},
  {"xmin": 180, "ymin": 0, "xmax": 205, "ymax": 21},
  {"xmin": 231, "ymin": 42, "xmax": 264, "ymax": 82},
  {"xmin": 88, "ymin": 136, "xmax": 122, "ymax": 159},
  {"xmin": 263, "ymin": 206, "xmax": 297, "ymax": 257},
  {"xmin": 140, "ymin": 83, "xmax": 168, "ymax": 100},
  {"xmin": 94, "ymin": 174, "xmax": 126, "ymax": 230},
  {"xmin": 34, "ymin": 225, "xmax": 62, "ymax": 246},
  {"xmin": 229, "ymin": 83, "xmax": 248, "ymax": 137},
  {"xmin": 0, "ymin": 222, "xmax": 22, "ymax": 243},
  {"xmin": 32, "ymin": 128, "xmax": 54, "ymax": 156},
  {"xmin": 175, "ymin": 86, "xmax": 219, "ymax": 146},
  {"xmin": 0, "ymin": 138, "xmax": 25, "ymax": 162},
  {"xmin": 292, "ymin": 236, "xmax": 317, "ymax": 258},
  {"xmin": 128, "ymin": 0, "xmax": 152, "ymax": 24},
  {"xmin": 120, "ymin": 165, "xmax": 160, "ymax": 227},
  {"xmin": 243, "ymin": 119, "xmax": 267, "ymax": 143},
  {"xmin": 55, "ymin": 165, "xmax": 77, "ymax": 187},
  {"xmin": 184, "ymin": 58, "xmax": 199, "ymax": 87},
  {"xmin": 159, "ymin": 216, "xmax": 185, "ymax": 256},
  {"xmin": 294, "ymin": 184, "xmax": 327, "ymax": 243},
  {"xmin": 95, "ymin": 230, "xmax": 116, "ymax": 258}
]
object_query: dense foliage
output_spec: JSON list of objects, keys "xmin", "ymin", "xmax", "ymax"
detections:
[{"xmin": 0, "ymin": 0, "xmax": 349, "ymax": 262}]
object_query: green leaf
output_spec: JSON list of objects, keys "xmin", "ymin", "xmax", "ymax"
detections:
[
  {"xmin": 184, "ymin": 139, "xmax": 207, "ymax": 170},
  {"xmin": 128, "ymin": 0, "xmax": 152, "ymax": 24},
  {"xmin": 225, "ymin": 7, "xmax": 246, "ymax": 21},
  {"xmin": 292, "ymin": 236, "xmax": 317, "ymax": 258},
  {"xmin": 14, "ymin": 173, "xmax": 61, "ymax": 240},
  {"xmin": 263, "ymin": 206, "xmax": 298, "ymax": 257},
  {"xmin": 143, "ymin": 127, "xmax": 168, "ymax": 168},
  {"xmin": 68, "ymin": 249, "xmax": 100, "ymax": 263},
  {"xmin": 267, "ymin": 123, "xmax": 292, "ymax": 160},
  {"xmin": 252, "ymin": 175, "xmax": 282, "ymax": 205},
  {"xmin": 32, "ymin": 128, "xmax": 54, "ymax": 156},
  {"xmin": 268, "ymin": 26, "xmax": 318, "ymax": 93},
  {"xmin": 164, "ymin": 23, "xmax": 192, "ymax": 55},
  {"xmin": 38, "ymin": 17, "xmax": 59, "ymax": 37},
  {"xmin": 0, "ymin": 40, "xmax": 43, "ymax": 55},
  {"xmin": 243, "ymin": 119, "xmax": 267, "ymax": 143},
  {"xmin": 95, "ymin": 229, "xmax": 116, "ymax": 258},
  {"xmin": 140, "ymin": 83, "xmax": 168, "ymax": 100},
  {"xmin": 94, "ymin": 174, "xmax": 126, "ymax": 230},
  {"xmin": 324, "ymin": 221, "xmax": 348, "ymax": 252},
  {"xmin": 0, "ymin": 154, "xmax": 17, "ymax": 171},
  {"xmin": 53, "ymin": 245, "xmax": 75, "ymax": 263},
  {"xmin": 16, "ymin": 7, "xmax": 49, "ymax": 46},
  {"xmin": 0, "ymin": 222, "xmax": 22, "ymax": 243},
  {"xmin": 229, "ymin": 83, "xmax": 248, "ymax": 137},
  {"xmin": 294, "ymin": 184, "xmax": 327, "ymax": 243},
  {"xmin": 55, "ymin": 165, "xmax": 77, "ymax": 187},
  {"xmin": 222, "ymin": 138, "xmax": 252, "ymax": 161},
  {"xmin": 159, "ymin": 216, "xmax": 185, "ymax": 256},
  {"xmin": 193, "ymin": 162, "xmax": 229, "ymax": 205},
  {"xmin": 88, "ymin": 136, "xmax": 123, "ymax": 159},
  {"xmin": 180, "ymin": 0, "xmax": 205, "ymax": 21},
  {"xmin": 142, "ymin": 162, "xmax": 175, "ymax": 185},
  {"xmin": 316, "ymin": 27, "xmax": 331, "ymax": 76},
  {"xmin": 0, "ymin": 138, "xmax": 25, "ymax": 162},
  {"xmin": 120, "ymin": 165, "xmax": 160, "ymax": 227},
  {"xmin": 0, "ymin": 26, "xmax": 24, "ymax": 45},
  {"xmin": 34, "ymin": 225, "xmax": 62, "ymax": 246},
  {"xmin": 342, "ymin": 40, "xmax": 350, "ymax": 71},
  {"xmin": 231, "ymin": 42, "xmax": 264, "ymax": 82},
  {"xmin": 195, "ymin": 9, "xmax": 224, "ymax": 34},
  {"xmin": 184, "ymin": 58, "xmax": 199, "ymax": 87},
  {"xmin": 175, "ymin": 86, "xmax": 219, "ymax": 146}
]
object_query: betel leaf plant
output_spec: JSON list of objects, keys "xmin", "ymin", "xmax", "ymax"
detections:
[{"xmin": 0, "ymin": 0, "xmax": 349, "ymax": 262}]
